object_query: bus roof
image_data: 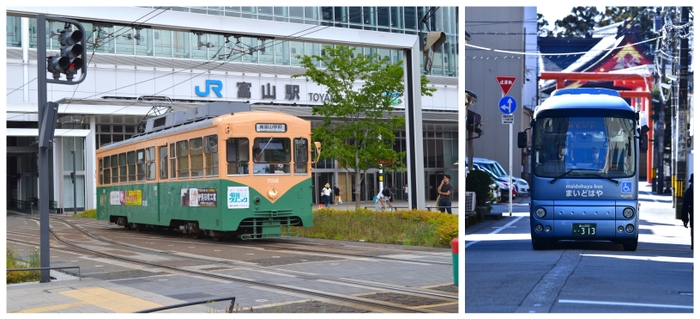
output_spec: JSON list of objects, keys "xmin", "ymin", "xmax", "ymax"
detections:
[{"xmin": 534, "ymin": 88, "xmax": 634, "ymax": 119}]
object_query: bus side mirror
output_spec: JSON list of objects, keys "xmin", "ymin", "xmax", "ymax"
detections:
[{"xmin": 517, "ymin": 132, "xmax": 527, "ymax": 149}]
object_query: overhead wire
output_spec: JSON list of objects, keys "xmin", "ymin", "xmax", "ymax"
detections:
[
  {"xmin": 7, "ymin": 6, "xmax": 395, "ymax": 130},
  {"xmin": 20, "ymin": 6, "xmax": 398, "ymax": 137}
]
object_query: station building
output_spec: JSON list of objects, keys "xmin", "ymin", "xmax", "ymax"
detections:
[{"xmin": 5, "ymin": 6, "xmax": 459, "ymax": 211}]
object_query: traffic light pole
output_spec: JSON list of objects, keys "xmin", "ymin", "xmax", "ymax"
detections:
[
  {"xmin": 36, "ymin": 14, "xmax": 51, "ymax": 283},
  {"xmin": 36, "ymin": 14, "xmax": 87, "ymax": 283}
]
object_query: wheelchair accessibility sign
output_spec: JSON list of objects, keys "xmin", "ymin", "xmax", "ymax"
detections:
[{"xmin": 621, "ymin": 182, "xmax": 632, "ymax": 193}]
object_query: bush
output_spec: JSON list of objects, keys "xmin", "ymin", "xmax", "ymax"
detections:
[
  {"xmin": 74, "ymin": 209, "xmax": 96, "ymax": 219},
  {"xmin": 291, "ymin": 208, "xmax": 458, "ymax": 248},
  {"xmin": 7, "ymin": 246, "xmax": 41, "ymax": 284},
  {"xmin": 466, "ymin": 169, "xmax": 495, "ymax": 207}
]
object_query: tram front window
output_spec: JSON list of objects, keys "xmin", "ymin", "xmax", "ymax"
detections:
[{"xmin": 253, "ymin": 137, "xmax": 291, "ymax": 174}]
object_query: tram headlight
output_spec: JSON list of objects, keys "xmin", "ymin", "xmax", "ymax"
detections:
[
  {"xmin": 535, "ymin": 207, "xmax": 546, "ymax": 218},
  {"xmin": 622, "ymin": 207, "xmax": 635, "ymax": 219},
  {"xmin": 625, "ymin": 224, "xmax": 635, "ymax": 233},
  {"xmin": 268, "ymin": 187, "xmax": 278, "ymax": 199}
]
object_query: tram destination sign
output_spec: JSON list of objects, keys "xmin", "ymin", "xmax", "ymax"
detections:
[{"xmin": 256, "ymin": 123, "xmax": 287, "ymax": 133}]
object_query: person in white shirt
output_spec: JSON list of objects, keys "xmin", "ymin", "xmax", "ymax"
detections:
[{"xmin": 321, "ymin": 183, "xmax": 332, "ymax": 207}]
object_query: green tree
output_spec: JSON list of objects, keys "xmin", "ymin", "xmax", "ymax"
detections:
[
  {"xmin": 537, "ymin": 13, "xmax": 553, "ymax": 37},
  {"xmin": 553, "ymin": 6, "xmax": 602, "ymax": 37},
  {"xmin": 294, "ymin": 45, "xmax": 435, "ymax": 208},
  {"xmin": 598, "ymin": 7, "xmax": 658, "ymax": 41}
]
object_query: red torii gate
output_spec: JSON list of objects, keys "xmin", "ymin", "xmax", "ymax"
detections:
[{"xmin": 540, "ymin": 72, "xmax": 655, "ymax": 183}]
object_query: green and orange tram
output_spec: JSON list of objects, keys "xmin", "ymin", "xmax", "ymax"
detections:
[{"xmin": 96, "ymin": 102, "xmax": 318, "ymax": 240}]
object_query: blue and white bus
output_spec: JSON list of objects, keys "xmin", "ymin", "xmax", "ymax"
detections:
[{"xmin": 518, "ymin": 88, "xmax": 649, "ymax": 251}]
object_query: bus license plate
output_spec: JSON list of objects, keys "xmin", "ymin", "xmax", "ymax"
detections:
[{"xmin": 572, "ymin": 223, "xmax": 597, "ymax": 236}]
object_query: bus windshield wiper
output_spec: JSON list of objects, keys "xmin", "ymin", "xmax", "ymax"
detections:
[
  {"xmin": 549, "ymin": 168, "xmax": 598, "ymax": 184},
  {"xmin": 605, "ymin": 177, "xmax": 621, "ymax": 185}
]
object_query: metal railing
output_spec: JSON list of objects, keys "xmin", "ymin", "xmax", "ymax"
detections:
[{"xmin": 135, "ymin": 297, "xmax": 237, "ymax": 313}]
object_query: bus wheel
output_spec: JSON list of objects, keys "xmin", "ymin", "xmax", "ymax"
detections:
[
  {"xmin": 532, "ymin": 238, "xmax": 547, "ymax": 250},
  {"xmin": 622, "ymin": 239, "xmax": 638, "ymax": 251}
]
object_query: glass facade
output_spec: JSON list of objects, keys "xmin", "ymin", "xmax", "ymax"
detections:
[
  {"xmin": 6, "ymin": 6, "xmax": 458, "ymax": 76},
  {"xmin": 5, "ymin": 6, "xmax": 459, "ymax": 209}
]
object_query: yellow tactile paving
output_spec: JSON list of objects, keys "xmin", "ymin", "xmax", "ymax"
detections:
[
  {"xmin": 59, "ymin": 287, "xmax": 163, "ymax": 313},
  {"xmin": 15, "ymin": 301, "xmax": 89, "ymax": 313}
]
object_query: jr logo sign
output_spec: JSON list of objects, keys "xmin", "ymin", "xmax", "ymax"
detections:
[{"xmin": 195, "ymin": 80, "xmax": 223, "ymax": 97}]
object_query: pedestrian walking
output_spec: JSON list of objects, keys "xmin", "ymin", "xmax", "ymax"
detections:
[
  {"xmin": 437, "ymin": 175, "xmax": 453, "ymax": 214},
  {"xmin": 403, "ymin": 183, "xmax": 409, "ymax": 201},
  {"xmin": 681, "ymin": 174, "xmax": 694, "ymax": 250},
  {"xmin": 321, "ymin": 183, "xmax": 332, "ymax": 208},
  {"xmin": 333, "ymin": 183, "xmax": 342, "ymax": 205}
]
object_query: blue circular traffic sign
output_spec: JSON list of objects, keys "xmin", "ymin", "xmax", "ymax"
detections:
[{"xmin": 498, "ymin": 96, "xmax": 517, "ymax": 114}]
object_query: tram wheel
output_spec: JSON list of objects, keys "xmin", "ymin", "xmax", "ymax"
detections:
[
  {"xmin": 191, "ymin": 231, "xmax": 200, "ymax": 239},
  {"xmin": 212, "ymin": 235, "xmax": 221, "ymax": 241}
]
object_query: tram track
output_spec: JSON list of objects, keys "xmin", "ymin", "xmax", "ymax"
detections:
[{"xmin": 8, "ymin": 214, "xmax": 457, "ymax": 313}]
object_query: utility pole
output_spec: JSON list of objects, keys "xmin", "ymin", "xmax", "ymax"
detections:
[{"xmin": 674, "ymin": 6, "xmax": 690, "ymax": 219}]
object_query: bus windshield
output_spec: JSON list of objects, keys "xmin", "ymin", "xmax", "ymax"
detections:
[{"xmin": 533, "ymin": 116, "xmax": 636, "ymax": 178}]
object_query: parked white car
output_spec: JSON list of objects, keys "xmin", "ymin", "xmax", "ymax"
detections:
[{"xmin": 470, "ymin": 157, "xmax": 529, "ymax": 196}]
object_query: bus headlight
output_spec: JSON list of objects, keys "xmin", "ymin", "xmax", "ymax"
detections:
[
  {"xmin": 625, "ymin": 224, "xmax": 635, "ymax": 233},
  {"xmin": 622, "ymin": 207, "xmax": 634, "ymax": 219},
  {"xmin": 534, "ymin": 224, "xmax": 543, "ymax": 233},
  {"xmin": 535, "ymin": 207, "xmax": 546, "ymax": 218}
]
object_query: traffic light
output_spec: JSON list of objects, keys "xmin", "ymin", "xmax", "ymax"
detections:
[
  {"xmin": 47, "ymin": 22, "xmax": 86, "ymax": 83},
  {"xmin": 423, "ymin": 31, "xmax": 446, "ymax": 73}
]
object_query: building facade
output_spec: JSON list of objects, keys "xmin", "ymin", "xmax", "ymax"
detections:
[
  {"xmin": 464, "ymin": 7, "xmax": 538, "ymax": 181},
  {"xmin": 6, "ymin": 6, "xmax": 459, "ymax": 211}
]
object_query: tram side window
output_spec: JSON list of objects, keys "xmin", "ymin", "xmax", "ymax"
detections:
[
  {"xmin": 136, "ymin": 149, "xmax": 146, "ymax": 181},
  {"xmin": 294, "ymin": 138, "xmax": 309, "ymax": 174},
  {"xmin": 127, "ymin": 151, "xmax": 136, "ymax": 182},
  {"xmin": 226, "ymin": 138, "xmax": 249, "ymax": 175},
  {"xmin": 159, "ymin": 146, "xmax": 168, "ymax": 180},
  {"xmin": 145, "ymin": 147, "xmax": 156, "ymax": 180},
  {"xmin": 177, "ymin": 140, "xmax": 189, "ymax": 179},
  {"xmin": 111, "ymin": 154, "xmax": 119, "ymax": 184},
  {"xmin": 119, "ymin": 153, "xmax": 128, "ymax": 183},
  {"xmin": 169, "ymin": 143, "xmax": 176, "ymax": 179},
  {"xmin": 204, "ymin": 135, "xmax": 218, "ymax": 177},
  {"xmin": 101, "ymin": 158, "xmax": 110, "ymax": 185},
  {"xmin": 190, "ymin": 137, "xmax": 204, "ymax": 178}
]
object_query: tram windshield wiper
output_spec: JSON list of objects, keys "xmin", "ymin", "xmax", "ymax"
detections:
[{"xmin": 549, "ymin": 168, "xmax": 598, "ymax": 184}]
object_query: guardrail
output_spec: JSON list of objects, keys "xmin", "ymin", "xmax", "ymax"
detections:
[
  {"xmin": 6, "ymin": 266, "xmax": 81, "ymax": 280},
  {"xmin": 135, "ymin": 297, "xmax": 237, "ymax": 313}
]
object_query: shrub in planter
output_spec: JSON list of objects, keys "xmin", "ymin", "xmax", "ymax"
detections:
[{"xmin": 466, "ymin": 169, "xmax": 495, "ymax": 207}]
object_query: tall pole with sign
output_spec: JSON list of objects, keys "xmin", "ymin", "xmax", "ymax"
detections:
[{"xmin": 496, "ymin": 76, "xmax": 517, "ymax": 216}]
